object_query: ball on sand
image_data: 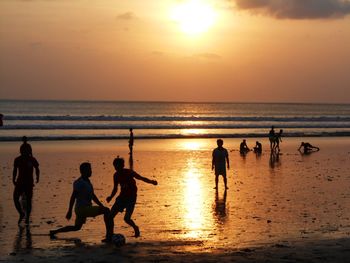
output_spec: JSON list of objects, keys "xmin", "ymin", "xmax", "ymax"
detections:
[{"xmin": 112, "ymin": 233, "xmax": 126, "ymax": 246}]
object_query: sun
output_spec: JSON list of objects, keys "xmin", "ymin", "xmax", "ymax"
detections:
[{"xmin": 171, "ymin": 0, "xmax": 217, "ymax": 36}]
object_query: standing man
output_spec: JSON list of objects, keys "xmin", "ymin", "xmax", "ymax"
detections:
[
  {"xmin": 129, "ymin": 128, "xmax": 134, "ymax": 155},
  {"xmin": 13, "ymin": 142, "xmax": 40, "ymax": 224},
  {"xmin": 212, "ymin": 139, "xmax": 230, "ymax": 190},
  {"xmin": 50, "ymin": 162, "xmax": 113, "ymax": 242}
]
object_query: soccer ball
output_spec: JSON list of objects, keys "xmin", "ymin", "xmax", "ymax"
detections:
[{"xmin": 112, "ymin": 233, "xmax": 126, "ymax": 246}]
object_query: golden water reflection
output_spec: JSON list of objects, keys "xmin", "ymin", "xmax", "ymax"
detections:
[{"xmin": 182, "ymin": 159, "xmax": 211, "ymax": 238}]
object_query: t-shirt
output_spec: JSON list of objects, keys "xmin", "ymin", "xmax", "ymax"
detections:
[
  {"xmin": 115, "ymin": 169, "xmax": 138, "ymax": 198},
  {"xmin": 212, "ymin": 147, "xmax": 228, "ymax": 174},
  {"xmin": 73, "ymin": 177, "xmax": 94, "ymax": 208},
  {"xmin": 14, "ymin": 155, "xmax": 39, "ymax": 187}
]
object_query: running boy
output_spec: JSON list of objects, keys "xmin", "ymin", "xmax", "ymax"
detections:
[{"xmin": 106, "ymin": 157, "xmax": 157, "ymax": 237}]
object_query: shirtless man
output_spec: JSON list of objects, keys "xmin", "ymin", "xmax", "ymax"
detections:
[{"xmin": 212, "ymin": 139, "xmax": 230, "ymax": 189}]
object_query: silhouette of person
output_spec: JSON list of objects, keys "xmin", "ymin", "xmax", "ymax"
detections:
[
  {"xmin": 212, "ymin": 139, "xmax": 230, "ymax": 189},
  {"xmin": 106, "ymin": 157, "xmax": 157, "ymax": 237},
  {"xmin": 0, "ymin": 113, "xmax": 3, "ymax": 127},
  {"xmin": 13, "ymin": 142, "xmax": 40, "ymax": 224},
  {"xmin": 239, "ymin": 139, "xmax": 250, "ymax": 155},
  {"xmin": 128, "ymin": 128, "xmax": 134, "ymax": 155},
  {"xmin": 50, "ymin": 162, "xmax": 113, "ymax": 242},
  {"xmin": 253, "ymin": 141, "xmax": 262, "ymax": 154},
  {"xmin": 268, "ymin": 126, "xmax": 275, "ymax": 150},
  {"xmin": 274, "ymin": 129, "xmax": 283, "ymax": 152},
  {"xmin": 298, "ymin": 142, "xmax": 319, "ymax": 154}
]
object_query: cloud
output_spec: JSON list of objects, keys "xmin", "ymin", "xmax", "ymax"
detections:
[
  {"xmin": 233, "ymin": 0, "xmax": 350, "ymax": 19},
  {"xmin": 116, "ymin": 12, "xmax": 135, "ymax": 20},
  {"xmin": 196, "ymin": 53, "xmax": 222, "ymax": 60}
]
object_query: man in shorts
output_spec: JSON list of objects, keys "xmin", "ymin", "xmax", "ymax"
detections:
[
  {"xmin": 50, "ymin": 162, "xmax": 113, "ymax": 242},
  {"xmin": 13, "ymin": 142, "xmax": 40, "ymax": 224},
  {"xmin": 212, "ymin": 139, "xmax": 230, "ymax": 189},
  {"xmin": 106, "ymin": 157, "xmax": 157, "ymax": 237}
]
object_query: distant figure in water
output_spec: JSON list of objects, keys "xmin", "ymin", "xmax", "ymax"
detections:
[
  {"xmin": 20, "ymin": 136, "xmax": 33, "ymax": 157},
  {"xmin": 106, "ymin": 157, "xmax": 157, "ymax": 238},
  {"xmin": 274, "ymin": 129, "xmax": 283, "ymax": 152},
  {"xmin": 239, "ymin": 139, "xmax": 250, "ymax": 155},
  {"xmin": 268, "ymin": 126, "xmax": 275, "ymax": 150},
  {"xmin": 50, "ymin": 162, "xmax": 113, "ymax": 242},
  {"xmin": 298, "ymin": 142, "xmax": 320, "ymax": 154},
  {"xmin": 0, "ymin": 113, "xmax": 3, "ymax": 126},
  {"xmin": 13, "ymin": 141, "xmax": 40, "ymax": 224},
  {"xmin": 212, "ymin": 139, "xmax": 230, "ymax": 189},
  {"xmin": 128, "ymin": 128, "xmax": 134, "ymax": 155},
  {"xmin": 253, "ymin": 141, "xmax": 262, "ymax": 154}
]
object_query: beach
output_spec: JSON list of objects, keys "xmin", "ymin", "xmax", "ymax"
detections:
[{"xmin": 1, "ymin": 137, "xmax": 350, "ymax": 262}]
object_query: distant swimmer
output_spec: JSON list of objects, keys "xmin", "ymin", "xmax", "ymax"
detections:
[
  {"xmin": 13, "ymin": 141, "xmax": 40, "ymax": 224},
  {"xmin": 253, "ymin": 141, "xmax": 262, "ymax": 154},
  {"xmin": 128, "ymin": 128, "xmax": 134, "ymax": 155},
  {"xmin": 239, "ymin": 139, "xmax": 250, "ymax": 155},
  {"xmin": 298, "ymin": 142, "xmax": 320, "ymax": 154},
  {"xmin": 268, "ymin": 126, "xmax": 275, "ymax": 150},
  {"xmin": 106, "ymin": 157, "xmax": 157, "ymax": 238},
  {"xmin": 50, "ymin": 162, "xmax": 113, "ymax": 242},
  {"xmin": 212, "ymin": 139, "xmax": 230, "ymax": 189},
  {"xmin": 0, "ymin": 113, "xmax": 3, "ymax": 126}
]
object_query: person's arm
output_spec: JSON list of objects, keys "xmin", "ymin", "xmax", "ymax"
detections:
[
  {"xmin": 92, "ymin": 193, "xmax": 105, "ymax": 207},
  {"xmin": 66, "ymin": 191, "xmax": 76, "ymax": 220},
  {"xmin": 212, "ymin": 151, "xmax": 215, "ymax": 170},
  {"xmin": 35, "ymin": 162, "xmax": 40, "ymax": 184},
  {"xmin": 106, "ymin": 174, "xmax": 118, "ymax": 203},
  {"xmin": 12, "ymin": 162, "xmax": 18, "ymax": 186},
  {"xmin": 133, "ymin": 172, "xmax": 157, "ymax": 185},
  {"xmin": 226, "ymin": 150, "xmax": 230, "ymax": 169}
]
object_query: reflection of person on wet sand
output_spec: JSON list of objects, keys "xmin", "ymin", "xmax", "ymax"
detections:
[
  {"xmin": 129, "ymin": 128, "xmax": 134, "ymax": 155},
  {"xmin": 214, "ymin": 189, "xmax": 227, "ymax": 223},
  {"xmin": 269, "ymin": 151, "xmax": 280, "ymax": 168},
  {"xmin": 50, "ymin": 162, "xmax": 113, "ymax": 242},
  {"xmin": 106, "ymin": 157, "xmax": 158, "ymax": 238},
  {"xmin": 13, "ymin": 143, "xmax": 40, "ymax": 224},
  {"xmin": 212, "ymin": 139, "xmax": 229, "ymax": 189},
  {"xmin": 239, "ymin": 139, "xmax": 250, "ymax": 155},
  {"xmin": 298, "ymin": 142, "xmax": 320, "ymax": 154},
  {"xmin": 253, "ymin": 141, "xmax": 262, "ymax": 154},
  {"xmin": 13, "ymin": 225, "xmax": 32, "ymax": 251}
]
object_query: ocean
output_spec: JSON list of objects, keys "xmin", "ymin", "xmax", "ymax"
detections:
[{"xmin": 0, "ymin": 100, "xmax": 349, "ymax": 141}]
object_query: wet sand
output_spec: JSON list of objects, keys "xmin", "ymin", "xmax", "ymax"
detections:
[{"xmin": 1, "ymin": 137, "xmax": 350, "ymax": 262}]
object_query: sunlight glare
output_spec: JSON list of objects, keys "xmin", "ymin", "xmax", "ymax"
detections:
[{"xmin": 171, "ymin": 0, "xmax": 217, "ymax": 36}]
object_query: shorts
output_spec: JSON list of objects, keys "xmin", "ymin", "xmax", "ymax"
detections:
[
  {"xmin": 14, "ymin": 184, "xmax": 33, "ymax": 200},
  {"xmin": 112, "ymin": 196, "xmax": 136, "ymax": 214},
  {"xmin": 75, "ymin": 206, "xmax": 101, "ymax": 226}
]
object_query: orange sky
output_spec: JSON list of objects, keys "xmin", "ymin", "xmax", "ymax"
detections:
[{"xmin": 1, "ymin": 0, "xmax": 350, "ymax": 103}]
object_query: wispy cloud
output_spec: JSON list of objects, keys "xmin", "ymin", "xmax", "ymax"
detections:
[
  {"xmin": 232, "ymin": 0, "xmax": 350, "ymax": 19},
  {"xmin": 195, "ymin": 53, "xmax": 222, "ymax": 60},
  {"xmin": 116, "ymin": 12, "xmax": 135, "ymax": 20}
]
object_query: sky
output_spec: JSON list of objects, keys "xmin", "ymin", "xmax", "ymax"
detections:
[{"xmin": 1, "ymin": 0, "xmax": 350, "ymax": 103}]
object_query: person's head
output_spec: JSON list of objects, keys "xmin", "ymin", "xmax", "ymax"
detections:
[
  {"xmin": 80, "ymin": 162, "xmax": 92, "ymax": 178},
  {"xmin": 279, "ymin": 129, "xmax": 283, "ymax": 134},
  {"xmin": 113, "ymin": 157, "xmax": 125, "ymax": 170},
  {"xmin": 20, "ymin": 144, "xmax": 32, "ymax": 156},
  {"xmin": 129, "ymin": 128, "xmax": 133, "ymax": 132},
  {"xmin": 243, "ymin": 139, "xmax": 246, "ymax": 143},
  {"xmin": 256, "ymin": 141, "xmax": 259, "ymax": 145},
  {"xmin": 271, "ymin": 126, "xmax": 274, "ymax": 130},
  {"xmin": 217, "ymin": 139, "xmax": 223, "ymax": 147},
  {"xmin": 300, "ymin": 142, "xmax": 305, "ymax": 146}
]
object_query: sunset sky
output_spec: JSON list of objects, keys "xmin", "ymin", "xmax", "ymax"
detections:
[{"xmin": 1, "ymin": 0, "xmax": 350, "ymax": 103}]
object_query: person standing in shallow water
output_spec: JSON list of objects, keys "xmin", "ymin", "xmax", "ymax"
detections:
[
  {"xmin": 268, "ymin": 126, "xmax": 275, "ymax": 150},
  {"xmin": 128, "ymin": 128, "xmax": 134, "ymax": 155},
  {"xmin": 50, "ymin": 162, "xmax": 113, "ymax": 242},
  {"xmin": 106, "ymin": 157, "xmax": 157, "ymax": 237},
  {"xmin": 212, "ymin": 139, "xmax": 230, "ymax": 189},
  {"xmin": 13, "ymin": 141, "xmax": 40, "ymax": 224}
]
